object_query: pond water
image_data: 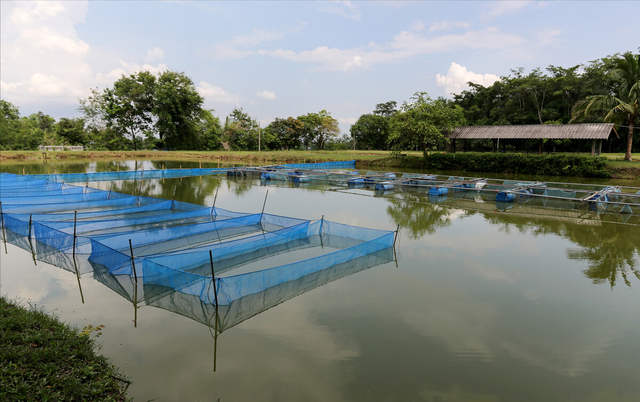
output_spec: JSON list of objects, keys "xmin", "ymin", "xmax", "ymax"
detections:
[{"xmin": 1, "ymin": 159, "xmax": 640, "ymax": 402}]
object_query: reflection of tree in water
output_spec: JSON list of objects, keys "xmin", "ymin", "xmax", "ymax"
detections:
[
  {"xmin": 567, "ymin": 224, "xmax": 640, "ymax": 288},
  {"xmin": 226, "ymin": 176, "xmax": 253, "ymax": 196},
  {"xmin": 109, "ymin": 176, "xmax": 222, "ymax": 207},
  {"xmin": 483, "ymin": 213, "xmax": 640, "ymax": 288},
  {"xmin": 385, "ymin": 193, "xmax": 461, "ymax": 239}
]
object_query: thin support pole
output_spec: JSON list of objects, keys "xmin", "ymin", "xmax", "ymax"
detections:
[
  {"xmin": 393, "ymin": 224, "xmax": 400, "ymax": 247},
  {"xmin": 172, "ymin": 185, "xmax": 177, "ymax": 200},
  {"xmin": 129, "ymin": 239, "xmax": 138, "ymax": 283},
  {"xmin": 261, "ymin": 190, "xmax": 269, "ymax": 215},
  {"xmin": 28, "ymin": 215, "xmax": 32, "ymax": 239},
  {"xmin": 0, "ymin": 201, "xmax": 4, "ymax": 231},
  {"xmin": 72, "ymin": 254, "xmax": 85, "ymax": 304},
  {"xmin": 209, "ymin": 250, "xmax": 219, "ymax": 307},
  {"xmin": 72, "ymin": 211, "xmax": 77, "ymax": 259},
  {"xmin": 211, "ymin": 184, "xmax": 220, "ymax": 213},
  {"xmin": 320, "ymin": 215, "xmax": 325, "ymax": 249},
  {"xmin": 107, "ymin": 182, "xmax": 113, "ymax": 199}
]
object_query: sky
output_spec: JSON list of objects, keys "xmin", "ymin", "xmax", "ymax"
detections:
[{"xmin": 1, "ymin": 1, "xmax": 639, "ymax": 134}]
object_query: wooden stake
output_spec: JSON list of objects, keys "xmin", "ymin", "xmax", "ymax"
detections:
[
  {"xmin": 72, "ymin": 211, "xmax": 77, "ymax": 258},
  {"xmin": 28, "ymin": 215, "xmax": 32, "ymax": 239},
  {"xmin": 209, "ymin": 250, "xmax": 219, "ymax": 307},
  {"xmin": 393, "ymin": 224, "xmax": 400, "ymax": 247},
  {"xmin": 261, "ymin": 190, "xmax": 269, "ymax": 214},
  {"xmin": 129, "ymin": 239, "xmax": 138, "ymax": 283}
]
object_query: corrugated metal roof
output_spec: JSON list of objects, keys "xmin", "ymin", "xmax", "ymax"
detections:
[{"xmin": 448, "ymin": 123, "xmax": 613, "ymax": 140}]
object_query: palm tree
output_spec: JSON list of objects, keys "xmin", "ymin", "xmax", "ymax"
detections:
[{"xmin": 572, "ymin": 53, "xmax": 639, "ymax": 161}]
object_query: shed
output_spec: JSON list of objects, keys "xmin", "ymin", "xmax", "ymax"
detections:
[{"xmin": 447, "ymin": 123, "xmax": 614, "ymax": 155}]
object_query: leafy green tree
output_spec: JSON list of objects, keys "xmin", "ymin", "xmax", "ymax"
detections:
[
  {"xmin": 102, "ymin": 71, "xmax": 156, "ymax": 151},
  {"xmin": 222, "ymin": 108, "xmax": 259, "ymax": 150},
  {"xmin": 0, "ymin": 100, "xmax": 22, "ymax": 150},
  {"xmin": 373, "ymin": 101, "xmax": 398, "ymax": 117},
  {"xmin": 389, "ymin": 92, "xmax": 465, "ymax": 153},
  {"xmin": 350, "ymin": 114, "xmax": 390, "ymax": 150},
  {"xmin": 572, "ymin": 52, "xmax": 639, "ymax": 160},
  {"xmin": 297, "ymin": 110, "xmax": 339, "ymax": 150},
  {"xmin": 54, "ymin": 118, "xmax": 86, "ymax": 145},
  {"xmin": 265, "ymin": 117, "xmax": 304, "ymax": 150},
  {"xmin": 197, "ymin": 109, "xmax": 223, "ymax": 150},
  {"xmin": 153, "ymin": 71, "xmax": 205, "ymax": 149}
]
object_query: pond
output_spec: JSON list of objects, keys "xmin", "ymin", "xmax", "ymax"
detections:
[{"xmin": 2, "ymin": 159, "xmax": 639, "ymax": 402}]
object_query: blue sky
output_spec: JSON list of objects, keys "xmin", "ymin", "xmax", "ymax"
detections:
[{"xmin": 2, "ymin": 1, "xmax": 638, "ymax": 134}]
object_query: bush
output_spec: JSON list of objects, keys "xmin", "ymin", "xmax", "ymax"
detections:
[{"xmin": 423, "ymin": 153, "xmax": 612, "ymax": 178}]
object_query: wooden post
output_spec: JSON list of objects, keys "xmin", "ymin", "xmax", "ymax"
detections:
[
  {"xmin": 200, "ymin": 160, "xmax": 202, "ymax": 169},
  {"xmin": 209, "ymin": 250, "xmax": 219, "ymax": 307},
  {"xmin": 393, "ymin": 224, "xmax": 400, "ymax": 247},
  {"xmin": 261, "ymin": 190, "xmax": 269, "ymax": 214},
  {"xmin": 591, "ymin": 139, "xmax": 596, "ymax": 156},
  {"xmin": 496, "ymin": 138, "xmax": 500, "ymax": 153},
  {"xmin": 538, "ymin": 140, "xmax": 542, "ymax": 155},
  {"xmin": 598, "ymin": 140, "xmax": 603, "ymax": 156},
  {"xmin": 129, "ymin": 239, "xmax": 138, "ymax": 283},
  {"xmin": 72, "ymin": 211, "xmax": 77, "ymax": 258}
]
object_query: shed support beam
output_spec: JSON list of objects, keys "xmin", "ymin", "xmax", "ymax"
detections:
[{"xmin": 591, "ymin": 139, "xmax": 596, "ymax": 156}]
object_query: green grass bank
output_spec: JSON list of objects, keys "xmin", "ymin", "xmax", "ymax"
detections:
[
  {"xmin": 1, "ymin": 150, "xmax": 637, "ymax": 179},
  {"xmin": 0, "ymin": 296, "xmax": 130, "ymax": 402}
]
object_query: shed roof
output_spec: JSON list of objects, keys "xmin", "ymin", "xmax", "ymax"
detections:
[{"xmin": 448, "ymin": 123, "xmax": 613, "ymax": 140}]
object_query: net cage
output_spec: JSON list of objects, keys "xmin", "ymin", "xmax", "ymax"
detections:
[{"xmin": 1, "ymin": 170, "xmax": 394, "ymax": 308}]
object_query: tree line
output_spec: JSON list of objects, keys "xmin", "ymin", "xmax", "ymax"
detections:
[{"xmin": 1, "ymin": 50, "xmax": 637, "ymax": 159}]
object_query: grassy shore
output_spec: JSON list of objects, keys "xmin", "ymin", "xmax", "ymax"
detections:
[
  {"xmin": 0, "ymin": 296, "xmax": 130, "ymax": 402},
  {"xmin": 1, "ymin": 150, "xmax": 637, "ymax": 178}
]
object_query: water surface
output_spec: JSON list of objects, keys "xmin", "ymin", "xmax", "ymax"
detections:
[{"xmin": 1, "ymin": 159, "xmax": 639, "ymax": 402}]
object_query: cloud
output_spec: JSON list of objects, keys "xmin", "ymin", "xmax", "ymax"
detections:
[
  {"xmin": 481, "ymin": 1, "xmax": 535, "ymax": 20},
  {"xmin": 256, "ymin": 90, "xmax": 277, "ymax": 100},
  {"xmin": 259, "ymin": 27, "xmax": 524, "ymax": 72},
  {"xmin": 316, "ymin": 1, "xmax": 361, "ymax": 21},
  {"xmin": 535, "ymin": 28, "xmax": 562, "ymax": 45},
  {"xmin": 338, "ymin": 117, "xmax": 357, "ymax": 125},
  {"xmin": 428, "ymin": 20, "xmax": 470, "ymax": 32},
  {"xmin": 145, "ymin": 47, "xmax": 165, "ymax": 62},
  {"xmin": 409, "ymin": 20, "xmax": 425, "ymax": 32},
  {"xmin": 197, "ymin": 81, "xmax": 241, "ymax": 105},
  {"xmin": 1, "ymin": 1, "xmax": 92, "ymax": 101},
  {"xmin": 208, "ymin": 23, "xmax": 306, "ymax": 61},
  {"xmin": 436, "ymin": 62, "xmax": 500, "ymax": 95}
]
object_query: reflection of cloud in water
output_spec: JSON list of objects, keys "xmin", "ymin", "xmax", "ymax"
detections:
[{"xmin": 238, "ymin": 300, "xmax": 360, "ymax": 362}]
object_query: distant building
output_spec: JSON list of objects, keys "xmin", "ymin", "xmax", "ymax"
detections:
[{"xmin": 447, "ymin": 123, "xmax": 614, "ymax": 155}]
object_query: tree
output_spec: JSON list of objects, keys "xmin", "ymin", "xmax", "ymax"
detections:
[
  {"xmin": 389, "ymin": 92, "xmax": 465, "ymax": 153},
  {"xmin": 373, "ymin": 101, "xmax": 398, "ymax": 118},
  {"xmin": 298, "ymin": 110, "xmax": 339, "ymax": 150},
  {"xmin": 265, "ymin": 117, "xmax": 304, "ymax": 150},
  {"xmin": 0, "ymin": 100, "xmax": 22, "ymax": 150},
  {"xmin": 197, "ymin": 109, "xmax": 223, "ymax": 150},
  {"xmin": 55, "ymin": 118, "xmax": 86, "ymax": 145},
  {"xmin": 153, "ymin": 71, "xmax": 205, "ymax": 149},
  {"xmin": 350, "ymin": 114, "xmax": 390, "ymax": 150},
  {"xmin": 222, "ymin": 108, "xmax": 259, "ymax": 150},
  {"xmin": 102, "ymin": 71, "xmax": 156, "ymax": 151},
  {"xmin": 571, "ymin": 52, "xmax": 639, "ymax": 161}
]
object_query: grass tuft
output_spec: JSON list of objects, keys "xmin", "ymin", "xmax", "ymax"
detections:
[{"xmin": 0, "ymin": 296, "xmax": 130, "ymax": 402}]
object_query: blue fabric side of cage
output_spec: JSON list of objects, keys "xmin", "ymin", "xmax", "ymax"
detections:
[
  {"xmin": 215, "ymin": 232, "xmax": 393, "ymax": 304},
  {"xmin": 0, "ymin": 190, "xmax": 129, "ymax": 205},
  {"xmin": 141, "ymin": 221, "xmax": 393, "ymax": 304},
  {"xmin": 142, "ymin": 221, "xmax": 316, "ymax": 278}
]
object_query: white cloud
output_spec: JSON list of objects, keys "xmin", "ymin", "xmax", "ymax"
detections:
[
  {"xmin": 1, "ymin": 1, "xmax": 92, "ymax": 101},
  {"xmin": 208, "ymin": 23, "xmax": 306, "ymax": 61},
  {"xmin": 316, "ymin": 1, "xmax": 361, "ymax": 21},
  {"xmin": 410, "ymin": 20, "xmax": 425, "ymax": 32},
  {"xmin": 436, "ymin": 62, "xmax": 500, "ymax": 96},
  {"xmin": 481, "ymin": 1, "xmax": 534, "ymax": 20},
  {"xmin": 256, "ymin": 90, "xmax": 277, "ymax": 100},
  {"xmin": 428, "ymin": 20, "xmax": 470, "ymax": 32},
  {"xmin": 259, "ymin": 27, "xmax": 524, "ymax": 72},
  {"xmin": 535, "ymin": 28, "xmax": 562, "ymax": 45},
  {"xmin": 338, "ymin": 117, "xmax": 357, "ymax": 125},
  {"xmin": 197, "ymin": 81, "xmax": 241, "ymax": 105},
  {"xmin": 145, "ymin": 47, "xmax": 165, "ymax": 62}
]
